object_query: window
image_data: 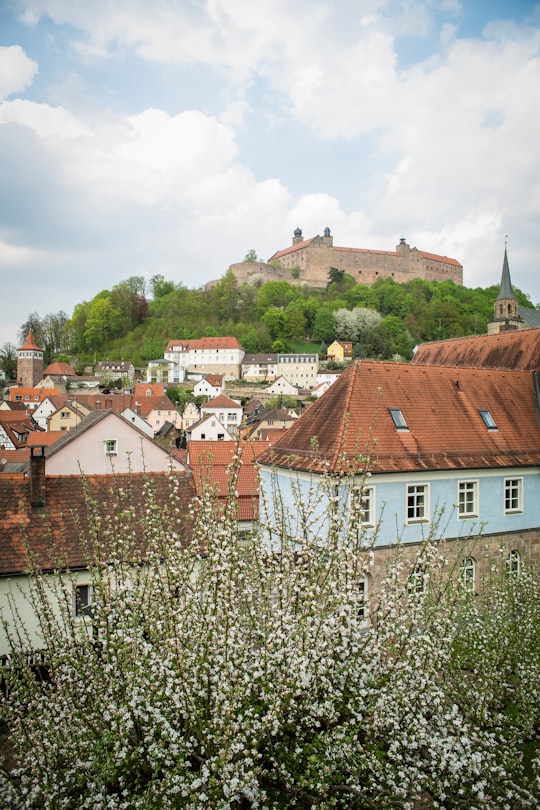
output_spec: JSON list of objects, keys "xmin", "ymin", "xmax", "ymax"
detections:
[
  {"xmin": 409, "ymin": 564, "xmax": 427, "ymax": 593},
  {"xmin": 479, "ymin": 409, "xmax": 497, "ymax": 430},
  {"xmin": 74, "ymin": 584, "xmax": 93, "ymax": 617},
  {"xmin": 504, "ymin": 477, "xmax": 523, "ymax": 514},
  {"xmin": 60, "ymin": 410, "xmax": 70, "ymax": 419},
  {"xmin": 506, "ymin": 549, "xmax": 521, "ymax": 577},
  {"xmin": 104, "ymin": 439, "xmax": 118, "ymax": 456},
  {"xmin": 461, "ymin": 557, "xmax": 476, "ymax": 591},
  {"xmin": 458, "ymin": 480, "xmax": 478, "ymax": 518},
  {"xmin": 358, "ymin": 576, "xmax": 368, "ymax": 622},
  {"xmin": 407, "ymin": 484, "xmax": 428, "ymax": 523},
  {"xmin": 360, "ymin": 486, "xmax": 375, "ymax": 526},
  {"xmin": 389, "ymin": 408, "xmax": 409, "ymax": 430}
]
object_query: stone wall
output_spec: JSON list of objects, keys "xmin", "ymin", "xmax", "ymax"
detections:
[{"xmin": 213, "ymin": 238, "xmax": 463, "ymax": 291}]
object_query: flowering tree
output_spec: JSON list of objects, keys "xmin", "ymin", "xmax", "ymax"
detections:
[{"xmin": 1, "ymin": 463, "xmax": 540, "ymax": 808}]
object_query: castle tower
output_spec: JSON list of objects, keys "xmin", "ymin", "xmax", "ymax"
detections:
[
  {"xmin": 17, "ymin": 330, "xmax": 44, "ymax": 387},
  {"xmin": 487, "ymin": 245, "xmax": 525, "ymax": 335}
]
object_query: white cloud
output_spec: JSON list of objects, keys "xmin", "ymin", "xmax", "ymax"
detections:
[{"xmin": 0, "ymin": 45, "xmax": 38, "ymax": 100}]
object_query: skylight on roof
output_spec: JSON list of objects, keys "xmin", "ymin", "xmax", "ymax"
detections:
[
  {"xmin": 389, "ymin": 408, "xmax": 409, "ymax": 430},
  {"xmin": 479, "ymin": 409, "xmax": 498, "ymax": 430}
]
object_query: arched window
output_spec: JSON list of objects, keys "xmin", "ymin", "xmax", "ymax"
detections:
[
  {"xmin": 461, "ymin": 556, "xmax": 476, "ymax": 591},
  {"xmin": 506, "ymin": 549, "xmax": 521, "ymax": 577}
]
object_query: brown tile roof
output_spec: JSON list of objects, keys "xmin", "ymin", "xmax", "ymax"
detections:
[
  {"xmin": 412, "ymin": 328, "xmax": 540, "ymax": 371},
  {"xmin": 43, "ymin": 362, "xmax": 77, "ymax": 376},
  {"xmin": 166, "ymin": 336, "xmax": 244, "ymax": 352},
  {"xmin": 202, "ymin": 394, "xmax": 242, "ymax": 410},
  {"xmin": 9, "ymin": 387, "xmax": 61, "ymax": 402},
  {"xmin": 200, "ymin": 374, "xmax": 223, "ymax": 386},
  {"xmin": 27, "ymin": 431, "xmax": 64, "ymax": 448},
  {"xmin": 186, "ymin": 440, "xmax": 271, "ymax": 521},
  {"xmin": 0, "ymin": 471, "xmax": 196, "ymax": 577},
  {"xmin": 257, "ymin": 360, "xmax": 540, "ymax": 474}
]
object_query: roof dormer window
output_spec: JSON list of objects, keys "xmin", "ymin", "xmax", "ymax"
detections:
[
  {"xmin": 389, "ymin": 408, "xmax": 409, "ymax": 430},
  {"xmin": 479, "ymin": 409, "xmax": 498, "ymax": 430}
]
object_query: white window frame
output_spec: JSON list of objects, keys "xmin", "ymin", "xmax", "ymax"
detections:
[
  {"xmin": 406, "ymin": 483, "xmax": 429, "ymax": 524},
  {"xmin": 457, "ymin": 480, "xmax": 479, "ymax": 519},
  {"xmin": 409, "ymin": 564, "xmax": 427, "ymax": 594},
  {"xmin": 504, "ymin": 477, "xmax": 523, "ymax": 514},
  {"xmin": 74, "ymin": 583, "xmax": 93, "ymax": 618},
  {"xmin": 460, "ymin": 556, "xmax": 476, "ymax": 591},
  {"xmin": 104, "ymin": 438, "xmax": 118, "ymax": 456},
  {"xmin": 506, "ymin": 549, "xmax": 521, "ymax": 577}
]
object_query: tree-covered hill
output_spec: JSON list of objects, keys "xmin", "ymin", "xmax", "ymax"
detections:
[{"xmin": 4, "ymin": 270, "xmax": 537, "ymax": 375}]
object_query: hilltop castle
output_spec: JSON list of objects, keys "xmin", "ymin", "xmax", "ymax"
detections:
[{"xmin": 222, "ymin": 228, "xmax": 463, "ymax": 289}]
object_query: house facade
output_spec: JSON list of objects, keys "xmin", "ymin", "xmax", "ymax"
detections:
[
  {"xmin": 200, "ymin": 394, "xmax": 243, "ymax": 436},
  {"xmin": 257, "ymin": 357, "xmax": 540, "ymax": 595},
  {"xmin": 194, "ymin": 374, "xmax": 224, "ymax": 399},
  {"xmin": 277, "ymin": 353, "xmax": 319, "ymax": 389},
  {"xmin": 164, "ymin": 337, "xmax": 245, "ymax": 381},
  {"xmin": 241, "ymin": 354, "xmax": 279, "ymax": 382},
  {"xmin": 326, "ymin": 340, "xmax": 353, "ymax": 363}
]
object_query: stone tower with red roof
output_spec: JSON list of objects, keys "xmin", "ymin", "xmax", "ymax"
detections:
[{"xmin": 17, "ymin": 330, "xmax": 44, "ymax": 388}]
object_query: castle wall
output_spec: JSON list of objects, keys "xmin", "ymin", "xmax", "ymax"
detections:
[{"xmin": 221, "ymin": 239, "xmax": 463, "ymax": 290}]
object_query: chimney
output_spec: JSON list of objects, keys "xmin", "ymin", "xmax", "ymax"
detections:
[{"xmin": 30, "ymin": 445, "xmax": 47, "ymax": 510}]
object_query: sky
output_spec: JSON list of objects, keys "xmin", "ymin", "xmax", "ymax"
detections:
[{"xmin": 1, "ymin": 0, "xmax": 540, "ymax": 346}]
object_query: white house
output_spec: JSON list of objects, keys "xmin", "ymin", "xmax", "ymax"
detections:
[
  {"xmin": 265, "ymin": 376, "xmax": 299, "ymax": 397},
  {"xmin": 164, "ymin": 337, "xmax": 245, "ymax": 381},
  {"xmin": 200, "ymin": 394, "xmax": 243, "ymax": 436},
  {"xmin": 186, "ymin": 414, "xmax": 235, "ymax": 442},
  {"xmin": 194, "ymin": 374, "xmax": 224, "ymax": 399}
]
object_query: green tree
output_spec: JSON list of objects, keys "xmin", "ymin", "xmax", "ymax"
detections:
[
  {"xmin": 0, "ymin": 342, "xmax": 17, "ymax": 380},
  {"xmin": 262, "ymin": 307, "xmax": 286, "ymax": 340},
  {"xmin": 243, "ymin": 249, "xmax": 259, "ymax": 262}
]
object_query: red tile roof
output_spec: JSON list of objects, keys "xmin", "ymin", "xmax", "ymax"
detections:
[
  {"xmin": 18, "ymin": 330, "xmax": 43, "ymax": 352},
  {"xmin": 0, "ymin": 471, "xmax": 196, "ymax": 576},
  {"xmin": 186, "ymin": 440, "xmax": 271, "ymax": 521},
  {"xmin": 43, "ymin": 362, "xmax": 77, "ymax": 376},
  {"xmin": 166, "ymin": 336, "xmax": 244, "ymax": 352},
  {"xmin": 202, "ymin": 394, "xmax": 242, "ymax": 410},
  {"xmin": 412, "ymin": 328, "xmax": 540, "ymax": 371},
  {"xmin": 257, "ymin": 360, "xmax": 540, "ymax": 474}
]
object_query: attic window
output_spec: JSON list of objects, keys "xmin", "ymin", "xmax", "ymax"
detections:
[
  {"xmin": 479, "ymin": 410, "xmax": 498, "ymax": 430},
  {"xmin": 104, "ymin": 439, "xmax": 118, "ymax": 456},
  {"xmin": 389, "ymin": 408, "xmax": 409, "ymax": 430}
]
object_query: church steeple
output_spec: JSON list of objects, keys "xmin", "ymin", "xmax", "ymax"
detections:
[{"xmin": 488, "ymin": 243, "xmax": 524, "ymax": 334}]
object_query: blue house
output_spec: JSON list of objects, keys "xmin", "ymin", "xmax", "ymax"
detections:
[{"xmin": 257, "ymin": 341, "xmax": 540, "ymax": 592}]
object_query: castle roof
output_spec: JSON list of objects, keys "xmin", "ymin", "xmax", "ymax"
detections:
[{"xmin": 257, "ymin": 360, "xmax": 540, "ymax": 475}]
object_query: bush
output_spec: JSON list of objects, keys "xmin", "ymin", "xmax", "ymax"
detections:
[{"xmin": 1, "ymin": 464, "xmax": 540, "ymax": 808}]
